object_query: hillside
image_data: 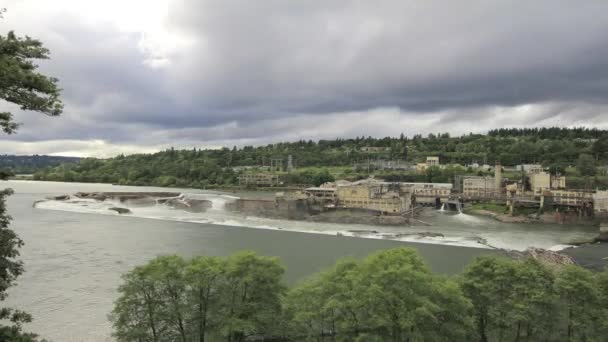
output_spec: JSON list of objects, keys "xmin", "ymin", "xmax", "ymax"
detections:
[
  {"xmin": 33, "ymin": 127, "xmax": 608, "ymax": 189},
  {"xmin": 0, "ymin": 155, "xmax": 80, "ymax": 174}
]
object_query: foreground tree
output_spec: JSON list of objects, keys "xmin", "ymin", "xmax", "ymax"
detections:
[
  {"xmin": 0, "ymin": 10, "xmax": 62, "ymax": 340},
  {"xmin": 220, "ymin": 251, "xmax": 286, "ymax": 342},
  {"xmin": 285, "ymin": 248, "xmax": 474, "ymax": 341},
  {"xmin": 554, "ymin": 265, "xmax": 603, "ymax": 341},
  {"xmin": 0, "ymin": 30, "xmax": 63, "ymax": 134},
  {"xmin": 111, "ymin": 252, "xmax": 286, "ymax": 342},
  {"xmin": 461, "ymin": 256, "xmax": 557, "ymax": 342}
]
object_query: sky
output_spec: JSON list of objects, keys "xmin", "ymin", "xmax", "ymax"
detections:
[{"xmin": 1, "ymin": 0, "xmax": 608, "ymax": 157}]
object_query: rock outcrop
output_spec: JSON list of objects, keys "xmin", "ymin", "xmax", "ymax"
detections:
[
  {"xmin": 75, "ymin": 192, "xmax": 181, "ymax": 202},
  {"xmin": 108, "ymin": 207, "xmax": 131, "ymax": 214},
  {"xmin": 46, "ymin": 195, "xmax": 70, "ymax": 200},
  {"xmin": 508, "ymin": 247, "xmax": 575, "ymax": 266}
]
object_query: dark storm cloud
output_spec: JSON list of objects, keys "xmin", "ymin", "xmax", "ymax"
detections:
[
  {"xmin": 164, "ymin": 0, "xmax": 608, "ymax": 117},
  {"xmin": 2, "ymin": 0, "xmax": 608, "ymax": 156}
]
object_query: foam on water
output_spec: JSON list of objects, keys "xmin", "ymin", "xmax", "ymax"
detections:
[{"xmin": 34, "ymin": 193, "xmax": 596, "ymax": 252}]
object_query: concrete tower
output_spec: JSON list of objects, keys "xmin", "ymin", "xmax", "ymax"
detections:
[{"xmin": 495, "ymin": 161, "xmax": 502, "ymax": 192}]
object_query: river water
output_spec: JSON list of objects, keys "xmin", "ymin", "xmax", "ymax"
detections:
[{"xmin": 1, "ymin": 180, "xmax": 605, "ymax": 341}]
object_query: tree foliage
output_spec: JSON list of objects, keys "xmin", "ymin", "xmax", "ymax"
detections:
[
  {"xmin": 111, "ymin": 252, "xmax": 286, "ymax": 342},
  {"xmin": 0, "ymin": 14, "xmax": 62, "ymax": 341},
  {"xmin": 34, "ymin": 127, "xmax": 608, "ymax": 188},
  {"xmin": 113, "ymin": 249, "xmax": 608, "ymax": 342},
  {"xmin": 0, "ymin": 31, "xmax": 62, "ymax": 134}
]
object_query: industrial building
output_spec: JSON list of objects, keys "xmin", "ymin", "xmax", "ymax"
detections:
[
  {"xmin": 462, "ymin": 176, "xmax": 500, "ymax": 198},
  {"xmin": 593, "ymin": 190, "xmax": 608, "ymax": 216},
  {"xmin": 238, "ymin": 173, "xmax": 282, "ymax": 187},
  {"xmin": 335, "ymin": 182, "xmax": 413, "ymax": 214},
  {"xmin": 529, "ymin": 171, "xmax": 567, "ymax": 196},
  {"xmin": 400, "ymin": 182, "xmax": 452, "ymax": 206}
]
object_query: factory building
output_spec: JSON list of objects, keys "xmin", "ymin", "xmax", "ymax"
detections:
[
  {"xmin": 462, "ymin": 176, "xmax": 499, "ymax": 197},
  {"xmin": 426, "ymin": 156, "xmax": 440, "ymax": 167},
  {"xmin": 547, "ymin": 189, "xmax": 594, "ymax": 206},
  {"xmin": 400, "ymin": 182, "xmax": 452, "ymax": 206},
  {"xmin": 336, "ymin": 182, "xmax": 413, "ymax": 214},
  {"xmin": 529, "ymin": 172, "xmax": 551, "ymax": 196},
  {"xmin": 593, "ymin": 190, "xmax": 608, "ymax": 215},
  {"xmin": 238, "ymin": 173, "xmax": 281, "ymax": 187}
]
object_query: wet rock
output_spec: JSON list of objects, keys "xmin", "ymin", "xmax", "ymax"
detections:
[
  {"xmin": 75, "ymin": 192, "xmax": 181, "ymax": 202},
  {"xmin": 348, "ymin": 230, "xmax": 379, "ymax": 234},
  {"xmin": 46, "ymin": 195, "xmax": 70, "ymax": 200},
  {"xmin": 419, "ymin": 232, "xmax": 445, "ymax": 238},
  {"xmin": 507, "ymin": 247, "xmax": 575, "ymax": 266},
  {"xmin": 108, "ymin": 207, "xmax": 131, "ymax": 214},
  {"xmin": 165, "ymin": 198, "xmax": 212, "ymax": 212},
  {"xmin": 75, "ymin": 192, "xmax": 107, "ymax": 201}
]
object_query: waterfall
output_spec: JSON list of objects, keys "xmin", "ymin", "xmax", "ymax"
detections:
[
  {"xmin": 438, "ymin": 203, "xmax": 446, "ymax": 212},
  {"xmin": 456, "ymin": 201, "xmax": 463, "ymax": 214}
]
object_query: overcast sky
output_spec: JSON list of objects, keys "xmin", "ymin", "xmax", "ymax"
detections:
[{"xmin": 1, "ymin": 0, "xmax": 608, "ymax": 157}]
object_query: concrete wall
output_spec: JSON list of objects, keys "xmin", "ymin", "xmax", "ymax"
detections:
[
  {"xmin": 593, "ymin": 190, "xmax": 608, "ymax": 213},
  {"xmin": 463, "ymin": 177, "xmax": 498, "ymax": 197},
  {"xmin": 530, "ymin": 172, "xmax": 551, "ymax": 195}
]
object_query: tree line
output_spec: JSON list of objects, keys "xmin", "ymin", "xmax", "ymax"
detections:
[
  {"xmin": 32, "ymin": 129, "xmax": 608, "ymax": 188},
  {"xmin": 111, "ymin": 248, "xmax": 608, "ymax": 342}
]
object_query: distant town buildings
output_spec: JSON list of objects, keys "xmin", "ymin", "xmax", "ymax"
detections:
[
  {"xmin": 360, "ymin": 146, "xmax": 390, "ymax": 153},
  {"xmin": 426, "ymin": 156, "xmax": 439, "ymax": 167},
  {"xmin": 353, "ymin": 159, "xmax": 413, "ymax": 171},
  {"xmin": 462, "ymin": 176, "xmax": 499, "ymax": 198},
  {"xmin": 593, "ymin": 190, "xmax": 608, "ymax": 215},
  {"xmin": 400, "ymin": 182, "xmax": 452, "ymax": 206},
  {"xmin": 515, "ymin": 164, "xmax": 544, "ymax": 173},
  {"xmin": 416, "ymin": 156, "xmax": 440, "ymax": 173},
  {"xmin": 238, "ymin": 173, "xmax": 281, "ymax": 187},
  {"xmin": 529, "ymin": 172, "xmax": 551, "ymax": 196}
]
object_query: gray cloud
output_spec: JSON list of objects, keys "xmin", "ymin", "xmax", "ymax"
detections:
[{"xmin": 1, "ymin": 0, "xmax": 608, "ymax": 156}]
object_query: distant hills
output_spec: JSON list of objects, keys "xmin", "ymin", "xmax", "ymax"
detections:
[{"xmin": 0, "ymin": 155, "xmax": 80, "ymax": 174}]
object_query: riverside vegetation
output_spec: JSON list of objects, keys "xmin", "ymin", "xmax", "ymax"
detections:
[
  {"xmin": 33, "ymin": 128, "xmax": 608, "ymax": 190},
  {"xmin": 111, "ymin": 248, "xmax": 608, "ymax": 342}
]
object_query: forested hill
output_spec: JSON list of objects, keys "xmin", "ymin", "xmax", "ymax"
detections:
[
  {"xmin": 33, "ymin": 127, "xmax": 608, "ymax": 188},
  {"xmin": 0, "ymin": 155, "xmax": 80, "ymax": 174}
]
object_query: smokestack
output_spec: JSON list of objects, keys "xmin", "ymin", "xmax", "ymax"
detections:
[{"xmin": 495, "ymin": 161, "xmax": 502, "ymax": 192}]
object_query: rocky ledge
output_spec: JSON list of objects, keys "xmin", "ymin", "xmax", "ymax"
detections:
[
  {"xmin": 108, "ymin": 207, "xmax": 131, "ymax": 214},
  {"xmin": 75, "ymin": 191, "xmax": 181, "ymax": 202},
  {"xmin": 507, "ymin": 247, "xmax": 575, "ymax": 266}
]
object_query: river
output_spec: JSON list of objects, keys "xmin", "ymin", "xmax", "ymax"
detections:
[{"xmin": 2, "ymin": 180, "xmax": 606, "ymax": 341}]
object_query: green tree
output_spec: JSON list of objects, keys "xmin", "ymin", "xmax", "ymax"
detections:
[
  {"xmin": 312, "ymin": 169, "xmax": 335, "ymax": 187},
  {"xmin": 0, "ymin": 30, "xmax": 63, "ymax": 134},
  {"xmin": 111, "ymin": 259, "xmax": 167, "ymax": 342},
  {"xmin": 461, "ymin": 256, "xmax": 557, "ymax": 342},
  {"xmin": 112, "ymin": 252, "xmax": 286, "ymax": 342},
  {"xmin": 184, "ymin": 256, "xmax": 225, "ymax": 342},
  {"xmin": 554, "ymin": 265, "xmax": 602, "ymax": 341},
  {"xmin": 576, "ymin": 153, "xmax": 596, "ymax": 177},
  {"xmin": 220, "ymin": 251, "xmax": 286, "ymax": 342},
  {"xmin": 354, "ymin": 248, "xmax": 472, "ymax": 341},
  {"xmin": 285, "ymin": 248, "xmax": 473, "ymax": 341},
  {"xmin": 0, "ymin": 12, "xmax": 62, "ymax": 341},
  {"xmin": 592, "ymin": 135, "xmax": 608, "ymax": 161}
]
